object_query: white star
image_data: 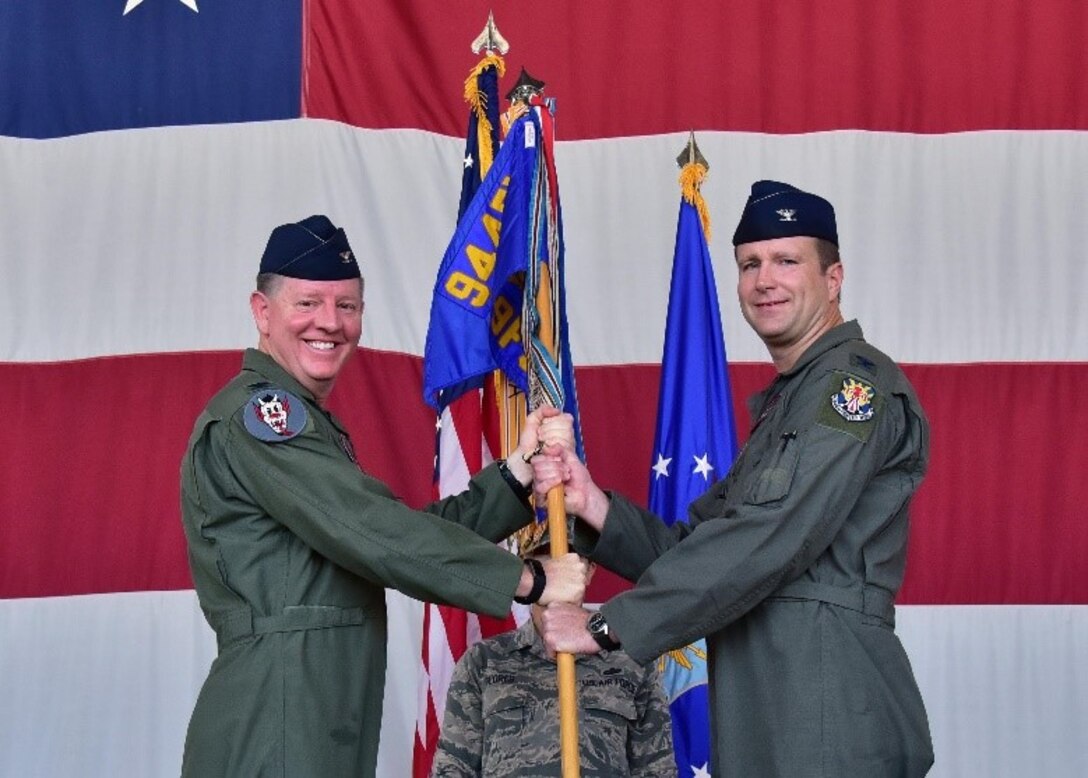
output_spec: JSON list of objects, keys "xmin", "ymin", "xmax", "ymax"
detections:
[
  {"xmin": 123, "ymin": 0, "xmax": 199, "ymax": 15},
  {"xmin": 435, "ymin": 416, "xmax": 443, "ymax": 432},
  {"xmin": 692, "ymin": 453, "xmax": 714, "ymax": 480},
  {"xmin": 691, "ymin": 764, "xmax": 711, "ymax": 778},
  {"xmin": 463, "ymin": 154, "xmax": 475, "ymax": 169},
  {"xmin": 651, "ymin": 453, "xmax": 672, "ymax": 479}
]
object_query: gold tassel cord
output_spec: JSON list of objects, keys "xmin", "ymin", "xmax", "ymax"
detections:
[
  {"xmin": 463, "ymin": 52, "xmax": 505, "ymax": 174},
  {"xmin": 462, "ymin": 51, "xmax": 506, "ymax": 108},
  {"xmin": 678, "ymin": 162, "xmax": 712, "ymax": 241}
]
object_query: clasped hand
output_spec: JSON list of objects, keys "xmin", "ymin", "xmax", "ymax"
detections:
[{"xmin": 538, "ymin": 553, "xmax": 588, "ymax": 605}]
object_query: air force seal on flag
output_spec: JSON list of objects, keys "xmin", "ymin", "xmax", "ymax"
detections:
[
  {"xmin": 817, "ymin": 372, "xmax": 881, "ymax": 442},
  {"xmin": 243, "ymin": 389, "xmax": 307, "ymax": 442}
]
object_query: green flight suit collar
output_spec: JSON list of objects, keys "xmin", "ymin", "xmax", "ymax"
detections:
[
  {"xmin": 747, "ymin": 320, "xmax": 865, "ymax": 426},
  {"xmin": 779, "ymin": 319, "xmax": 864, "ymax": 378},
  {"xmin": 242, "ymin": 348, "xmax": 317, "ymax": 402}
]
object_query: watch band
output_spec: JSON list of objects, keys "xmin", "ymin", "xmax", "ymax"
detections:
[
  {"xmin": 496, "ymin": 458, "xmax": 532, "ymax": 502},
  {"xmin": 513, "ymin": 557, "xmax": 546, "ymax": 605}
]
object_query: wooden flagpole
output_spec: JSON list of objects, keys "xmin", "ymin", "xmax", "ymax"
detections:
[
  {"xmin": 534, "ymin": 261, "xmax": 580, "ymax": 778},
  {"xmin": 495, "ymin": 61, "xmax": 580, "ymax": 777}
]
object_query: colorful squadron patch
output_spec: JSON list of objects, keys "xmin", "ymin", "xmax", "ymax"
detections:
[
  {"xmin": 831, "ymin": 377, "xmax": 876, "ymax": 422},
  {"xmin": 817, "ymin": 372, "xmax": 881, "ymax": 442},
  {"xmin": 243, "ymin": 389, "xmax": 307, "ymax": 442}
]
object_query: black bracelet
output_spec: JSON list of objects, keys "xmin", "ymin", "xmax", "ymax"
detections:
[
  {"xmin": 513, "ymin": 557, "xmax": 547, "ymax": 604},
  {"xmin": 496, "ymin": 458, "xmax": 532, "ymax": 502}
]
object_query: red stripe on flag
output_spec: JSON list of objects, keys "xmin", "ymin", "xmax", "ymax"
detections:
[
  {"xmin": 305, "ymin": 0, "xmax": 1088, "ymax": 138},
  {"xmin": 3, "ymin": 354, "xmax": 1087, "ymax": 604},
  {"xmin": 447, "ymin": 393, "xmax": 485, "ymax": 474},
  {"xmin": 414, "ymin": 604, "xmax": 443, "ymax": 778}
]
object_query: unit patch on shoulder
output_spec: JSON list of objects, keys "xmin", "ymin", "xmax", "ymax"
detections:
[
  {"xmin": 816, "ymin": 372, "xmax": 882, "ymax": 442},
  {"xmin": 832, "ymin": 376, "xmax": 876, "ymax": 422},
  {"xmin": 243, "ymin": 389, "xmax": 308, "ymax": 442}
]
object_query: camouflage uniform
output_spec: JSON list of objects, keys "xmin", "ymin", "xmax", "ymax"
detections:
[{"xmin": 432, "ymin": 619, "xmax": 673, "ymax": 777}]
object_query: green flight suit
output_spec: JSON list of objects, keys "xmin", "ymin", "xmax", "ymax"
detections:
[
  {"xmin": 592, "ymin": 321, "xmax": 934, "ymax": 777},
  {"xmin": 180, "ymin": 349, "xmax": 531, "ymax": 777}
]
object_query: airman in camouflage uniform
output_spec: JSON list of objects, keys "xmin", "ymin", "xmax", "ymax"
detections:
[{"xmin": 432, "ymin": 529, "xmax": 673, "ymax": 777}]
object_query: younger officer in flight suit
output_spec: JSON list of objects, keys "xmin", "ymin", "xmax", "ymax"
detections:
[{"xmin": 535, "ymin": 182, "xmax": 934, "ymax": 777}]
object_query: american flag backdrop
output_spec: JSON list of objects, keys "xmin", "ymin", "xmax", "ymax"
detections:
[{"xmin": 2, "ymin": 2, "xmax": 1087, "ymax": 776}]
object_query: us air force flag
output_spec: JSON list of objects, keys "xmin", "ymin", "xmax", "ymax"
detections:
[{"xmin": 649, "ymin": 189, "xmax": 739, "ymax": 777}]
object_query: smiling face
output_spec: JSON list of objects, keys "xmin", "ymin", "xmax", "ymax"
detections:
[
  {"xmin": 250, "ymin": 275, "xmax": 364, "ymax": 403},
  {"xmin": 735, "ymin": 235, "xmax": 843, "ymax": 371}
]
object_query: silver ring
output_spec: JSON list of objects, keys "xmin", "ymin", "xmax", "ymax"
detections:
[{"xmin": 522, "ymin": 441, "xmax": 545, "ymax": 463}]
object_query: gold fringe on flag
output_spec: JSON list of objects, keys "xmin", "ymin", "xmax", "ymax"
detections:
[
  {"xmin": 463, "ymin": 52, "xmax": 506, "ymax": 173},
  {"xmin": 678, "ymin": 161, "xmax": 712, "ymax": 242}
]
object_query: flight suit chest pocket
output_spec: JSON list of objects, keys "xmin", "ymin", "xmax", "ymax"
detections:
[{"xmin": 744, "ymin": 428, "xmax": 802, "ymax": 505}]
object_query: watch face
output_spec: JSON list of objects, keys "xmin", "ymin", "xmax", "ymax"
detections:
[{"xmin": 586, "ymin": 611, "xmax": 618, "ymax": 651}]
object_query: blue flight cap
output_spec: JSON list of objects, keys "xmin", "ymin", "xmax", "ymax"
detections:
[
  {"xmin": 732, "ymin": 180, "xmax": 838, "ymax": 247},
  {"xmin": 258, "ymin": 215, "xmax": 360, "ymax": 280}
]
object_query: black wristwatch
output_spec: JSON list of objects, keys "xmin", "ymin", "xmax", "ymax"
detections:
[
  {"xmin": 586, "ymin": 611, "xmax": 620, "ymax": 651},
  {"xmin": 495, "ymin": 458, "xmax": 533, "ymax": 503}
]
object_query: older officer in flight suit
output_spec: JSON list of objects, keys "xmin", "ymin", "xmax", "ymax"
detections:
[
  {"xmin": 180, "ymin": 215, "xmax": 584, "ymax": 777},
  {"xmin": 535, "ymin": 182, "xmax": 934, "ymax": 777}
]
